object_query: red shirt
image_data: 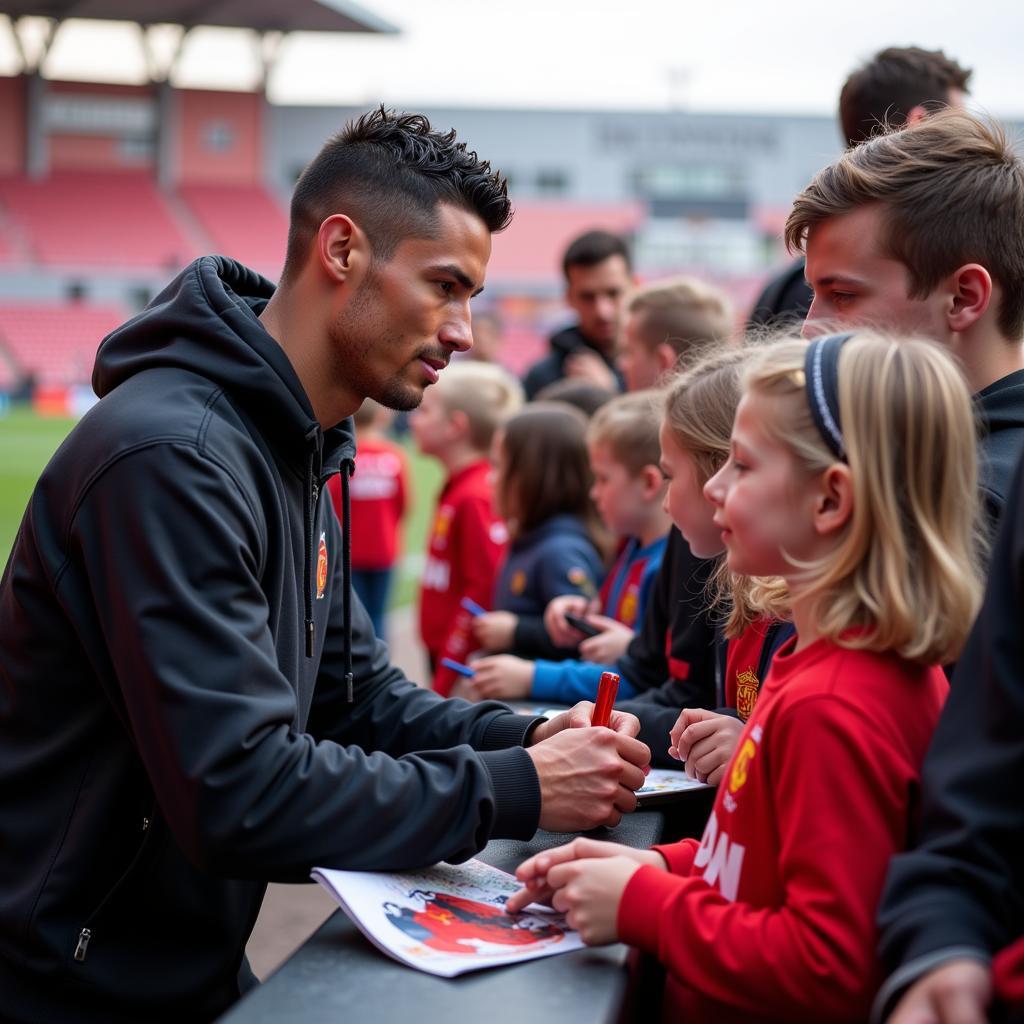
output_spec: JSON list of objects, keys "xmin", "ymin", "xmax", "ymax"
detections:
[
  {"xmin": 619, "ymin": 636, "xmax": 948, "ymax": 1023},
  {"xmin": 327, "ymin": 436, "xmax": 408, "ymax": 570},
  {"xmin": 418, "ymin": 459, "xmax": 507, "ymax": 695}
]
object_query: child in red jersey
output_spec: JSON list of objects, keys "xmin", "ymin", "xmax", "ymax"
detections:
[
  {"xmin": 327, "ymin": 399, "xmax": 408, "ymax": 640},
  {"xmin": 507, "ymin": 332, "xmax": 984, "ymax": 1023},
  {"xmin": 410, "ymin": 361, "xmax": 523, "ymax": 696}
]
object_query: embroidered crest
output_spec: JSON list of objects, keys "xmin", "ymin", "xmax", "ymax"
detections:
[
  {"xmin": 735, "ymin": 669, "xmax": 759, "ymax": 722},
  {"xmin": 619, "ymin": 587, "xmax": 638, "ymax": 627},
  {"xmin": 567, "ymin": 566, "xmax": 596, "ymax": 597},
  {"xmin": 510, "ymin": 569, "xmax": 527, "ymax": 596},
  {"xmin": 316, "ymin": 532, "xmax": 328, "ymax": 600}
]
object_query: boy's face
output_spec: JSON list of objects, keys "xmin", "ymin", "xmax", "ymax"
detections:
[
  {"xmin": 409, "ymin": 386, "xmax": 454, "ymax": 457},
  {"xmin": 587, "ymin": 439, "xmax": 654, "ymax": 537},
  {"xmin": 618, "ymin": 312, "xmax": 663, "ymax": 392},
  {"xmin": 803, "ymin": 204, "xmax": 951, "ymax": 345}
]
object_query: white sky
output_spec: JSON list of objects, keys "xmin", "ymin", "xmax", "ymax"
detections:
[{"xmin": 1, "ymin": 0, "xmax": 1021, "ymax": 118}]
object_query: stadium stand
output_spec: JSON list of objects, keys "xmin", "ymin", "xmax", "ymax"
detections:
[
  {"xmin": 0, "ymin": 301, "xmax": 127, "ymax": 386},
  {"xmin": 0, "ymin": 172, "xmax": 200, "ymax": 270},
  {"xmin": 177, "ymin": 183, "xmax": 288, "ymax": 277}
]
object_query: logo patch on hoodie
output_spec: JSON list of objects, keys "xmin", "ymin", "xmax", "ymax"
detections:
[{"xmin": 316, "ymin": 532, "xmax": 328, "ymax": 600}]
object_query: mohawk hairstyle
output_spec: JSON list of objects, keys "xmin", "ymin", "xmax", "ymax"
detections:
[{"xmin": 283, "ymin": 106, "xmax": 512, "ymax": 276}]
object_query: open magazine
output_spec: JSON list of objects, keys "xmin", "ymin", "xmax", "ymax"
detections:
[{"xmin": 311, "ymin": 859, "xmax": 585, "ymax": 977}]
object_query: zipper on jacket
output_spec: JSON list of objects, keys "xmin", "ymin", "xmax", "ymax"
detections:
[
  {"xmin": 71, "ymin": 809, "xmax": 158, "ymax": 965},
  {"xmin": 303, "ymin": 434, "xmax": 322, "ymax": 658},
  {"xmin": 340, "ymin": 458, "xmax": 355, "ymax": 702}
]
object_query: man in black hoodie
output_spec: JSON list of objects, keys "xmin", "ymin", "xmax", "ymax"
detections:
[
  {"xmin": 0, "ymin": 108, "xmax": 649, "ymax": 1023},
  {"xmin": 522, "ymin": 229, "xmax": 633, "ymax": 399}
]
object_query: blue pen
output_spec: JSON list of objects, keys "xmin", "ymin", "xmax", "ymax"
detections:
[
  {"xmin": 460, "ymin": 597, "xmax": 487, "ymax": 617},
  {"xmin": 440, "ymin": 657, "xmax": 475, "ymax": 678}
]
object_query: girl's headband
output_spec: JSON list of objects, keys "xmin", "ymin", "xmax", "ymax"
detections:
[{"xmin": 804, "ymin": 332, "xmax": 853, "ymax": 462}]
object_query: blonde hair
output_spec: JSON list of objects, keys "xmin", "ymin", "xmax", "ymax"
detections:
[
  {"xmin": 628, "ymin": 277, "xmax": 734, "ymax": 359},
  {"xmin": 744, "ymin": 332, "xmax": 984, "ymax": 664},
  {"xmin": 663, "ymin": 346, "xmax": 785, "ymax": 635},
  {"xmin": 434, "ymin": 361, "xmax": 524, "ymax": 452},
  {"xmin": 586, "ymin": 391, "xmax": 662, "ymax": 476}
]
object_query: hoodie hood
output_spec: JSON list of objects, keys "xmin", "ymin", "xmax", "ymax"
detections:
[{"xmin": 93, "ymin": 255, "xmax": 355, "ymax": 469}]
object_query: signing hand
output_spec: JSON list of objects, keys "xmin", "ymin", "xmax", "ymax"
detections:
[
  {"xmin": 887, "ymin": 958, "xmax": 991, "ymax": 1024},
  {"xmin": 471, "ymin": 610, "xmax": 518, "ymax": 652},
  {"xmin": 525, "ymin": 725, "xmax": 650, "ymax": 832},
  {"xmin": 669, "ymin": 708, "xmax": 744, "ymax": 786},
  {"xmin": 577, "ymin": 615, "xmax": 635, "ymax": 664},
  {"xmin": 506, "ymin": 837, "xmax": 663, "ymax": 913},
  {"xmin": 468, "ymin": 654, "xmax": 534, "ymax": 700},
  {"xmin": 528, "ymin": 702, "xmax": 641, "ymax": 743}
]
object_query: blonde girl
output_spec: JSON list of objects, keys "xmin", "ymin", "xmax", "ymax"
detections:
[{"xmin": 508, "ymin": 331, "xmax": 983, "ymax": 1024}]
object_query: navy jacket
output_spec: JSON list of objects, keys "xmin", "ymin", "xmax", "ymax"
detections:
[{"xmin": 0, "ymin": 256, "xmax": 542, "ymax": 1022}]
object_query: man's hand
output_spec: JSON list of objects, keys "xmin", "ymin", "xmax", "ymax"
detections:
[
  {"xmin": 506, "ymin": 837, "xmax": 663, "ymax": 913},
  {"xmin": 471, "ymin": 610, "xmax": 518, "ymax": 652},
  {"xmin": 544, "ymin": 594, "xmax": 595, "ymax": 647},
  {"xmin": 467, "ymin": 654, "xmax": 534, "ymax": 700},
  {"xmin": 528, "ymin": 702, "xmax": 641, "ymax": 743},
  {"xmin": 564, "ymin": 350, "xmax": 619, "ymax": 392},
  {"xmin": 577, "ymin": 615, "xmax": 634, "ymax": 664},
  {"xmin": 525, "ymin": 726, "xmax": 650, "ymax": 832},
  {"xmin": 887, "ymin": 959, "xmax": 991, "ymax": 1024},
  {"xmin": 669, "ymin": 708, "xmax": 744, "ymax": 785}
]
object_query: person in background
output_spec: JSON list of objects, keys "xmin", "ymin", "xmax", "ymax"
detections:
[
  {"xmin": 747, "ymin": 45, "xmax": 971, "ymax": 331},
  {"xmin": 328, "ymin": 398, "xmax": 408, "ymax": 640},
  {"xmin": 618, "ymin": 277, "xmax": 734, "ymax": 392},
  {"xmin": 468, "ymin": 391, "xmax": 670, "ymax": 703},
  {"xmin": 471, "ymin": 403, "xmax": 608, "ymax": 661},
  {"xmin": 522, "ymin": 230, "xmax": 634, "ymax": 399},
  {"xmin": 467, "ymin": 308, "xmax": 503, "ymax": 363},
  {"xmin": 410, "ymin": 360, "xmax": 523, "ymax": 696}
]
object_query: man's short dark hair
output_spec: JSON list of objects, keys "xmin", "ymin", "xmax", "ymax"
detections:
[
  {"xmin": 562, "ymin": 230, "xmax": 632, "ymax": 281},
  {"xmin": 283, "ymin": 106, "xmax": 512, "ymax": 278},
  {"xmin": 839, "ymin": 46, "xmax": 972, "ymax": 147}
]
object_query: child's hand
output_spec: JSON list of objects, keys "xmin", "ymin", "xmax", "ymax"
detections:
[
  {"xmin": 887, "ymin": 958, "xmax": 991, "ymax": 1024},
  {"xmin": 471, "ymin": 610, "xmax": 518, "ymax": 652},
  {"xmin": 506, "ymin": 837, "xmax": 663, "ymax": 914},
  {"xmin": 543, "ymin": 594, "xmax": 595, "ymax": 647},
  {"xmin": 669, "ymin": 708, "xmax": 745, "ymax": 786},
  {"xmin": 467, "ymin": 655, "xmax": 534, "ymax": 700},
  {"xmin": 577, "ymin": 616, "xmax": 635, "ymax": 663}
]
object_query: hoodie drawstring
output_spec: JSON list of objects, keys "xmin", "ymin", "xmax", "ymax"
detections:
[
  {"xmin": 303, "ymin": 444, "xmax": 317, "ymax": 658},
  {"xmin": 340, "ymin": 457, "xmax": 355, "ymax": 703}
]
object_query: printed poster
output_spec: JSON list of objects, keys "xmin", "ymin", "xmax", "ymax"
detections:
[{"xmin": 311, "ymin": 858, "xmax": 584, "ymax": 977}]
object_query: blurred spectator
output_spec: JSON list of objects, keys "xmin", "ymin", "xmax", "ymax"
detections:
[{"xmin": 522, "ymin": 230, "xmax": 634, "ymax": 399}]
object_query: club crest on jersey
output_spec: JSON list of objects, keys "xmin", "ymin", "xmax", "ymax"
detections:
[
  {"xmin": 724, "ymin": 723, "xmax": 763, "ymax": 813},
  {"xmin": 316, "ymin": 532, "xmax": 328, "ymax": 600},
  {"xmin": 567, "ymin": 566, "xmax": 596, "ymax": 597},
  {"xmin": 510, "ymin": 569, "xmax": 527, "ymax": 595},
  {"xmin": 619, "ymin": 587, "xmax": 638, "ymax": 627},
  {"xmin": 735, "ymin": 669, "xmax": 759, "ymax": 722}
]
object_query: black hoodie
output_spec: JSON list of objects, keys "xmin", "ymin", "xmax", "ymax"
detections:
[
  {"xmin": 521, "ymin": 324, "xmax": 625, "ymax": 400},
  {"xmin": 0, "ymin": 257, "xmax": 542, "ymax": 1022}
]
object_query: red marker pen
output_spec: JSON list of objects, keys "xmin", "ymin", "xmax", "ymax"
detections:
[{"xmin": 592, "ymin": 671, "xmax": 619, "ymax": 728}]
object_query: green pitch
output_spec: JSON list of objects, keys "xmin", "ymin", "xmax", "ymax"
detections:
[{"xmin": 0, "ymin": 407, "xmax": 443, "ymax": 610}]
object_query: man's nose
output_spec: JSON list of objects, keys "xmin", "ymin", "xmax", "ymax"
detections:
[{"xmin": 441, "ymin": 311, "xmax": 473, "ymax": 351}]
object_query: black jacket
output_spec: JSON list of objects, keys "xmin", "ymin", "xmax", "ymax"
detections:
[
  {"xmin": 874, "ymin": 451, "xmax": 1024, "ymax": 1021},
  {"xmin": 0, "ymin": 257, "xmax": 542, "ymax": 1022},
  {"xmin": 745, "ymin": 258, "xmax": 812, "ymax": 334},
  {"xmin": 977, "ymin": 367, "xmax": 1024, "ymax": 538},
  {"xmin": 521, "ymin": 324, "xmax": 625, "ymax": 400}
]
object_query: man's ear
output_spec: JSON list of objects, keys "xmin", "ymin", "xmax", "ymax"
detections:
[
  {"xmin": 317, "ymin": 214, "xmax": 369, "ymax": 285},
  {"xmin": 946, "ymin": 263, "xmax": 992, "ymax": 333},
  {"xmin": 813, "ymin": 463, "xmax": 853, "ymax": 537}
]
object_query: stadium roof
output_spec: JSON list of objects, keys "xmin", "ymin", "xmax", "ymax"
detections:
[{"xmin": 1, "ymin": 0, "xmax": 399, "ymax": 34}]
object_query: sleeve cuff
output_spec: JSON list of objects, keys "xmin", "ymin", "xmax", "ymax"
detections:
[
  {"xmin": 479, "ymin": 709, "xmax": 541, "ymax": 750},
  {"xmin": 654, "ymin": 838, "xmax": 699, "ymax": 875},
  {"xmin": 618, "ymin": 862, "xmax": 682, "ymax": 954},
  {"xmin": 531, "ymin": 661, "xmax": 560, "ymax": 700},
  {"xmin": 871, "ymin": 947, "xmax": 991, "ymax": 1023},
  {"xmin": 477, "ymin": 746, "xmax": 541, "ymax": 841}
]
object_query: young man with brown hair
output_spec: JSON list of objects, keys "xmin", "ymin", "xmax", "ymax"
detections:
[
  {"xmin": 748, "ymin": 45, "xmax": 971, "ymax": 331},
  {"xmin": 786, "ymin": 108, "xmax": 1024, "ymax": 529}
]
